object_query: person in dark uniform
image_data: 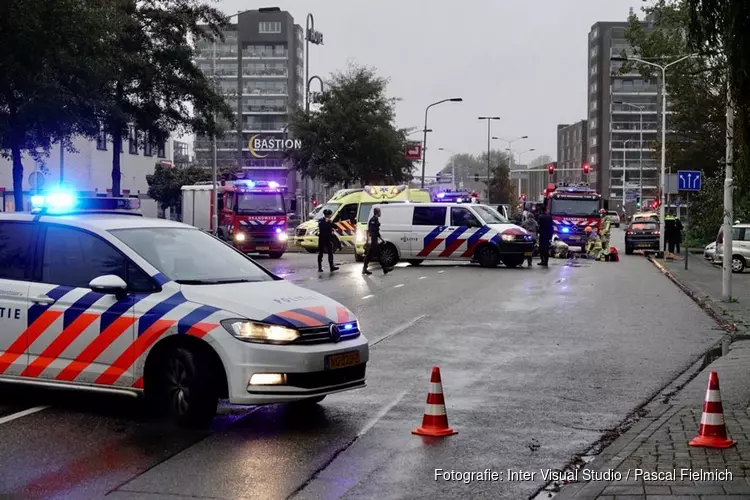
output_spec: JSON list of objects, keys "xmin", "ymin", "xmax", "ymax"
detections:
[
  {"xmin": 362, "ymin": 207, "xmax": 391, "ymax": 275},
  {"xmin": 537, "ymin": 210, "xmax": 554, "ymax": 267},
  {"xmin": 317, "ymin": 209, "xmax": 339, "ymax": 272}
]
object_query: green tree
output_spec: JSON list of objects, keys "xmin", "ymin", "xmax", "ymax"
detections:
[
  {"xmin": 0, "ymin": 0, "xmax": 114, "ymax": 210},
  {"xmin": 103, "ymin": 0, "xmax": 234, "ymax": 196},
  {"xmin": 439, "ymin": 150, "xmax": 513, "ymax": 203},
  {"xmin": 287, "ymin": 65, "xmax": 415, "ymax": 187},
  {"xmin": 479, "ymin": 151, "xmax": 514, "ymax": 204}
]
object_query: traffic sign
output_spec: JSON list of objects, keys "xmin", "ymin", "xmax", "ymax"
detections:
[
  {"xmin": 678, "ymin": 170, "xmax": 701, "ymax": 191},
  {"xmin": 675, "ymin": 199, "xmax": 681, "ymax": 207},
  {"xmin": 405, "ymin": 143, "xmax": 422, "ymax": 160}
]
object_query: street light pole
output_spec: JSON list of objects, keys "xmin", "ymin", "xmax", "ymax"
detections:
[
  {"xmin": 622, "ymin": 139, "xmax": 631, "ymax": 210},
  {"xmin": 421, "ymin": 98, "xmax": 463, "ymax": 188},
  {"xmin": 479, "ymin": 117, "xmax": 501, "ymax": 201},
  {"xmin": 492, "ymin": 135, "xmax": 528, "ymax": 199},
  {"xmin": 628, "ymin": 54, "xmax": 696, "ymax": 255},
  {"xmin": 723, "ymin": 76, "xmax": 734, "ymax": 301}
]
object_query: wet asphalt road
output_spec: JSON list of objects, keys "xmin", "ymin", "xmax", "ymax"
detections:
[{"xmin": 0, "ymin": 230, "xmax": 725, "ymax": 499}]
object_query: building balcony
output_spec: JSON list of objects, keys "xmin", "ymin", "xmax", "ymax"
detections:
[
  {"xmin": 241, "ymin": 91, "xmax": 288, "ymax": 97},
  {"xmin": 241, "ymin": 108, "xmax": 287, "ymax": 115},
  {"xmin": 241, "ymin": 127, "xmax": 287, "ymax": 133}
]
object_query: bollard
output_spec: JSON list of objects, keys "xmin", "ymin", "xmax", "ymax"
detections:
[{"xmin": 722, "ymin": 337, "xmax": 731, "ymax": 356}]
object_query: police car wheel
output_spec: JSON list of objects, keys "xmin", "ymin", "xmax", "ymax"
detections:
[
  {"xmin": 149, "ymin": 347, "xmax": 218, "ymax": 426},
  {"xmin": 475, "ymin": 245, "xmax": 500, "ymax": 268},
  {"xmin": 380, "ymin": 243, "xmax": 398, "ymax": 268}
]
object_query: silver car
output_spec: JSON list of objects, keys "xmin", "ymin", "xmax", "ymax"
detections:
[
  {"xmin": 714, "ymin": 223, "xmax": 750, "ymax": 273},
  {"xmin": 607, "ymin": 211, "xmax": 621, "ymax": 228},
  {"xmin": 704, "ymin": 241, "xmax": 716, "ymax": 260}
]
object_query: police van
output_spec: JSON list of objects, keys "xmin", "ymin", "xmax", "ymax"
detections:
[
  {"xmin": 0, "ymin": 192, "xmax": 368, "ymax": 425},
  {"xmin": 371, "ymin": 202, "xmax": 534, "ymax": 268}
]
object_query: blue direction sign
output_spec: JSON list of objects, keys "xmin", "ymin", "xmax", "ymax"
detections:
[{"xmin": 678, "ymin": 170, "xmax": 702, "ymax": 191}]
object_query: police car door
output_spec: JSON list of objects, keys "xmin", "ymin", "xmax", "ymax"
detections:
[
  {"xmin": 0, "ymin": 221, "xmax": 39, "ymax": 378},
  {"xmin": 24, "ymin": 224, "xmax": 156, "ymax": 386},
  {"xmin": 444, "ymin": 206, "xmax": 487, "ymax": 260},
  {"xmin": 411, "ymin": 205, "xmax": 448, "ymax": 259}
]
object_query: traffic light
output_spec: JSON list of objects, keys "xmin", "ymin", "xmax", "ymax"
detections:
[
  {"xmin": 474, "ymin": 173, "xmax": 479, "ymax": 182},
  {"xmin": 582, "ymin": 162, "xmax": 590, "ymax": 174},
  {"xmin": 547, "ymin": 164, "xmax": 555, "ymax": 175},
  {"xmin": 521, "ymin": 194, "xmax": 527, "ymax": 201},
  {"xmin": 436, "ymin": 172, "xmax": 442, "ymax": 182},
  {"xmin": 311, "ymin": 195, "xmax": 318, "ymax": 206},
  {"xmin": 636, "ymin": 196, "xmax": 641, "ymax": 208}
]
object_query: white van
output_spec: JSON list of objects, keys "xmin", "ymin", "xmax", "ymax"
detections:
[{"xmin": 371, "ymin": 202, "xmax": 534, "ymax": 268}]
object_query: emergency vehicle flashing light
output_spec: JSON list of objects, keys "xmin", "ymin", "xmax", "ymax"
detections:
[
  {"xmin": 30, "ymin": 192, "xmax": 141, "ymax": 214},
  {"xmin": 232, "ymin": 180, "xmax": 284, "ymax": 192}
]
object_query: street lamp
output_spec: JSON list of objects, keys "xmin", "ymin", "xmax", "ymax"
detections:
[
  {"xmin": 421, "ymin": 98, "xmax": 463, "ymax": 187},
  {"xmin": 614, "ymin": 101, "xmax": 645, "ymax": 213},
  {"xmin": 622, "ymin": 54, "xmax": 697, "ymax": 255},
  {"xmin": 509, "ymin": 148, "xmax": 535, "ymax": 166},
  {"xmin": 621, "ymin": 139, "xmax": 632, "ymax": 212},
  {"xmin": 493, "ymin": 135, "xmax": 528, "ymax": 198},
  {"xmin": 438, "ymin": 148, "xmax": 457, "ymax": 190},
  {"xmin": 478, "ymin": 117, "xmax": 501, "ymax": 201},
  {"xmin": 303, "ymin": 13, "xmax": 324, "ymax": 220}
]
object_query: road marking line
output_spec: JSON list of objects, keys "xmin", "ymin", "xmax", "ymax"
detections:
[
  {"xmin": 393, "ymin": 284, "xmax": 404, "ymax": 288},
  {"xmin": 361, "ymin": 294, "xmax": 374, "ymax": 299},
  {"xmin": 358, "ymin": 391, "xmax": 407, "ymax": 437},
  {"xmin": 418, "ymin": 276, "xmax": 426, "ymax": 280},
  {"xmin": 372, "ymin": 314, "xmax": 427, "ymax": 347},
  {"xmin": 0, "ymin": 405, "xmax": 48, "ymax": 425}
]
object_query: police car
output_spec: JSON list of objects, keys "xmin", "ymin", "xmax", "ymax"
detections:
[
  {"xmin": 0, "ymin": 192, "xmax": 368, "ymax": 425},
  {"xmin": 370, "ymin": 202, "xmax": 534, "ymax": 268}
]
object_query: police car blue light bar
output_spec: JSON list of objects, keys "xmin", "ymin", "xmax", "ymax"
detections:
[{"xmin": 30, "ymin": 192, "xmax": 141, "ymax": 214}]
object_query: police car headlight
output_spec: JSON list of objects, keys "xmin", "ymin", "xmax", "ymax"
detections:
[
  {"xmin": 355, "ymin": 229, "xmax": 365, "ymax": 243},
  {"xmin": 501, "ymin": 234, "xmax": 515, "ymax": 242},
  {"xmin": 234, "ymin": 232, "xmax": 246, "ymax": 242},
  {"xmin": 221, "ymin": 319, "xmax": 299, "ymax": 344}
]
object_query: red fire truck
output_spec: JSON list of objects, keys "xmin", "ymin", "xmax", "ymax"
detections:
[
  {"xmin": 181, "ymin": 180, "xmax": 289, "ymax": 258},
  {"xmin": 543, "ymin": 182, "xmax": 602, "ymax": 247}
]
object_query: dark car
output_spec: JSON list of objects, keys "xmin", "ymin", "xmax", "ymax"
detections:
[{"xmin": 624, "ymin": 221, "xmax": 660, "ymax": 254}]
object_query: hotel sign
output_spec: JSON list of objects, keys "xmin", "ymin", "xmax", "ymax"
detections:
[{"xmin": 248, "ymin": 135, "xmax": 302, "ymax": 159}]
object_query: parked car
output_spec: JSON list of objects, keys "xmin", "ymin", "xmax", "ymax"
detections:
[
  {"xmin": 624, "ymin": 220, "xmax": 660, "ymax": 255},
  {"xmin": 607, "ymin": 210, "xmax": 621, "ymax": 228},
  {"xmin": 714, "ymin": 223, "xmax": 750, "ymax": 273},
  {"xmin": 704, "ymin": 241, "xmax": 716, "ymax": 261}
]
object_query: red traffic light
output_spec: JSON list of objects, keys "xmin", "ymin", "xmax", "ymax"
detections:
[
  {"xmin": 521, "ymin": 194, "xmax": 527, "ymax": 201},
  {"xmin": 547, "ymin": 164, "xmax": 555, "ymax": 175},
  {"xmin": 582, "ymin": 163, "xmax": 590, "ymax": 174}
]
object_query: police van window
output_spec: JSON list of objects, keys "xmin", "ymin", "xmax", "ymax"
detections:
[
  {"xmin": 41, "ymin": 226, "xmax": 155, "ymax": 291},
  {"xmin": 335, "ymin": 204, "xmax": 358, "ymax": 223},
  {"xmin": 0, "ymin": 222, "xmax": 36, "ymax": 281},
  {"xmin": 412, "ymin": 206, "xmax": 446, "ymax": 226},
  {"xmin": 359, "ymin": 201, "xmax": 398, "ymax": 222},
  {"xmin": 451, "ymin": 207, "xmax": 481, "ymax": 227}
]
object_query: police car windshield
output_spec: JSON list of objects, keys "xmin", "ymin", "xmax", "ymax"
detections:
[
  {"xmin": 110, "ymin": 227, "xmax": 274, "ymax": 284},
  {"xmin": 473, "ymin": 205, "xmax": 508, "ymax": 224},
  {"xmin": 549, "ymin": 198, "xmax": 600, "ymax": 216},
  {"xmin": 236, "ymin": 192, "xmax": 285, "ymax": 215}
]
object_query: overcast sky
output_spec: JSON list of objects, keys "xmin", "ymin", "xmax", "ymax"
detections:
[{"xmin": 220, "ymin": 0, "xmax": 641, "ymax": 176}]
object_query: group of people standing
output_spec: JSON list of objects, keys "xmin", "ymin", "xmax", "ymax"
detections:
[{"xmin": 316, "ymin": 207, "xmax": 392, "ymax": 275}]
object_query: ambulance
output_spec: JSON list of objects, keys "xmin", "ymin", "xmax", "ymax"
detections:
[
  {"xmin": 292, "ymin": 185, "xmax": 431, "ymax": 257},
  {"xmin": 0, "ymin": 192, "xmax": 368, "ymax": 425}
]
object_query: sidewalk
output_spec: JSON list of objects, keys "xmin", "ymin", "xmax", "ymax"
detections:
[
  {"xmin": 554, "ymin": 340, "xmax": 750, "ymax": 499},
  {"xmin": 654, "ymin": 254, "xmax": 750, "ymax": 334}
]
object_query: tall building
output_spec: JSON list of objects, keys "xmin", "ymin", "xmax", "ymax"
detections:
[
  {"xmin": 587, "ymin": 18, "xmax": 659, "ymax": 211},
  {"xmin": 193, "ymin": 7, "xmax": 304, "ymax": 202},
  {"xmin": 556, "ymin": 121, "xmax": 588, "ymax": 184}
]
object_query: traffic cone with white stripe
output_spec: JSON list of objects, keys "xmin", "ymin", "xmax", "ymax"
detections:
[
  {"xmin": 689, "ymin": 371, "xmax": 736, "ymax": 448},
  {"xmin": 412, "ymin": 366, "xmax": 457, "ymax": 437}
]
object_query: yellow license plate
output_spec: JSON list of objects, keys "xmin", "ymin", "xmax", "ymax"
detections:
[
  {"xmin": 524, "ymin": 252, "xmax": 532, "ymax": 256},
  {"xmin": 257, "ymin": 246, "xmax": 270, "ymax": 251},
  {"xmin": 325, "ymin": 351, "xmax": 360, "ymax": 370}
]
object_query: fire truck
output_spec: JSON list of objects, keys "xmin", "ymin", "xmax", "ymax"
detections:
[
  {"xmin": 182, "ymin": 180, "xmax": 289, "ymax": 258},
  {"xmin": 543, "ymin": 182, "xmax": 602, "ymax": 247}
]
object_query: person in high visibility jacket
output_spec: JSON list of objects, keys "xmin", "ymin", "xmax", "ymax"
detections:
[
  {"xmin": 664, "ymin": 214, "xmax": 680, "ymax": 256},
  {"xmin": 599, "ymin": 208, "xmax": 612, "ymax": 250},
  {"xmin": 584, "ymin": 226, "xmax": 605, "ymax": 260}
]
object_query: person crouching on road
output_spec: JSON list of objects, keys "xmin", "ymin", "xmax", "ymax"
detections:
[
  {"xmin": 317, "ymin": 209, "xmax": 339, "ymax": 273},
  {"xmin": 520, "ymin": 213, "xmax": 539, "ymax": 267},
  {"xmin": 362, "ymin": 207, "xmax": 392, "ymax": 275}
]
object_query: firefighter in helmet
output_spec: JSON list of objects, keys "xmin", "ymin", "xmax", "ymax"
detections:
[
  {"xmin": 584, "ymin": 226, "xmax": 604, "ymax": 259},
  {"xmin": 599, "ymin": 208, "xmax": 612, "ymax": 251}
]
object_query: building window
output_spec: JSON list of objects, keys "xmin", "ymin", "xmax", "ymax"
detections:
[
  {"xmin": 96, "ymin": 125, "xmax": 107, "ymax": 151},
  {"xmin": 143, "ymin": 132, "xmax": 152, "ymax": 156},
  {"xmin": 128, "ymin": 127, "xmax": 138, "ymax": 154},
  {"xmin": 259, "ymin": 21, "xmax": 281, "ymax": 34},
  {"xmin": 157, "ymin": 141, "xmax": 166, "ymax": 158}
]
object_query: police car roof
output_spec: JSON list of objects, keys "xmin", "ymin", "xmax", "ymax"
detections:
[{"xmin": 0, "ymin": 212, "xmax": 189, "ymax": 231}]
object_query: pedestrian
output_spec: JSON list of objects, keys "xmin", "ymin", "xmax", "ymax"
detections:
[
  {"xmin": 664, "ymin": 213, "xmax": 678, "ymax": 256},
  {"xmin": 521, "ymin": 213, "xmax": 539, "ymax": 267},
  {"xmin": 537, "ymin": 209, "xmax": 554, "ymax": 267},
  {"xmin": 317, "ymin": 209, "xmax": 339, "ymax": 273},
  {"xmin": 362, "ymin": 207, "xmax": 391, "ymax": 275},
  {"xmin": 675, "ymin": 217, "xmax": 683, "ymax": 254}
]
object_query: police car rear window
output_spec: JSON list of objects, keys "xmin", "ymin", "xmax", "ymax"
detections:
[{"xmin": 111, "ymin": 227, "xmax": 274, "ymax": 284}]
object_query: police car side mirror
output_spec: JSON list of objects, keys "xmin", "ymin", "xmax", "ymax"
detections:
[{"xmin": 89, "ymin": 275, "xmax": 128, "ymax": 296}]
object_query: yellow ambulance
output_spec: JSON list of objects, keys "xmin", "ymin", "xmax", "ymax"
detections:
[{"xmin": 293, "ymin": 185, "xmax": 431, "ymax": 257}]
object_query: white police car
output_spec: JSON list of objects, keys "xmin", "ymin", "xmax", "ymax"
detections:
[
  {"xmin": 0, "ymin": 192, "xmax": 368, "ymax": 425},
  {"xmin": 367, "ymin": 202, "xmax": 534, "ymax": 268}
]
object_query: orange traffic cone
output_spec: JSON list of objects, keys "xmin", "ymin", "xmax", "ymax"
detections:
[
  {"xmin": 412, "ymin": 366, "xmax": 457, "ymax": 437},
  {"xmin": 689, "ymin": 371, "xmax": 736, "ymax": 448}
]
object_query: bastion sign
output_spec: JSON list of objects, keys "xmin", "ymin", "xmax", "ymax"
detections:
[{"xmin": 248, "ymin": 135, "xmax": 302, "ymax": 159}]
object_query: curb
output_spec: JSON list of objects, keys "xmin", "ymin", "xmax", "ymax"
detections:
[{"xmin": 647, "ymin": 255, "xmax": 737, "ymax": 333}]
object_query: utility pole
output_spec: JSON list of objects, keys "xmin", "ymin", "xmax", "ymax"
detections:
[
  {"xmin": 421, "ymin": 98, "xmax": 463, "ymax": 187},
  {"xmin": 722, "ymin": 77, "xmax": 734, "ymax": 301}
]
